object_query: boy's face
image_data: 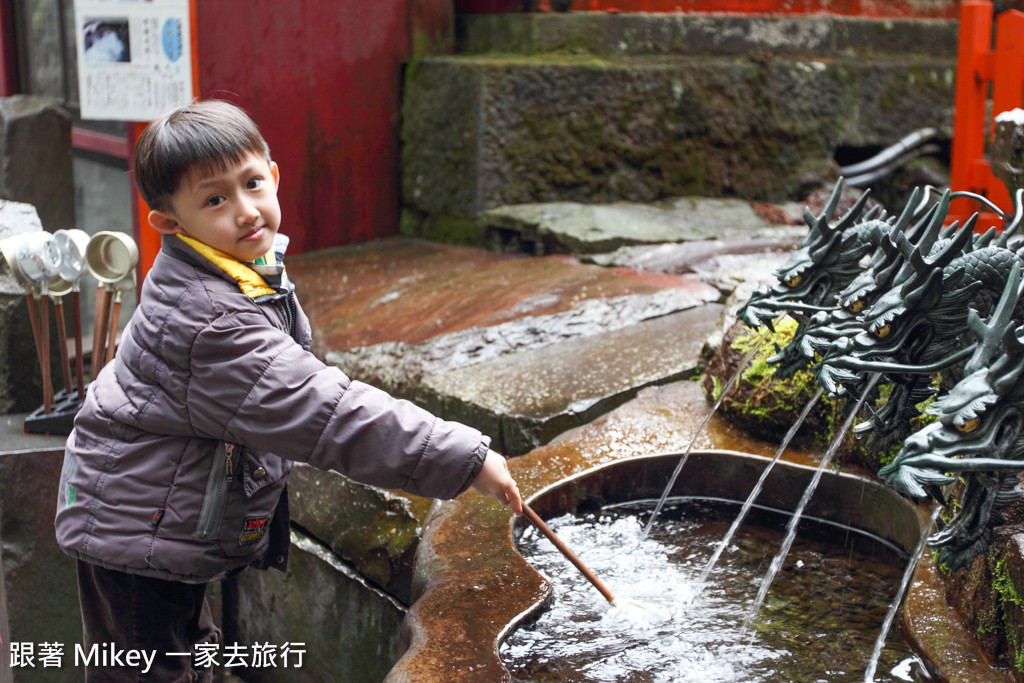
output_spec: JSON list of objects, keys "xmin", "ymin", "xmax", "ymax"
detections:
[{"xmin": 149, "ymin": 152, "xmax": 282, "ymax": 263}]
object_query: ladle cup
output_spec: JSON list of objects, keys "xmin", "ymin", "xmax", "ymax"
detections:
[
  {"xmin": 53, "ymin": 229, "xmax": 90, "ymax": 397},
  {"xmin": 86, "ymin": 231, "xmax": 138, "ymax": 376}
]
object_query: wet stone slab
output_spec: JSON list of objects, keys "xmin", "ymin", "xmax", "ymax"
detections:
[
  {"xmin": 482, "ymin": 197, "xmax": 807, "ymax": 256},
  {"xmin": 416, "ymin": 303, "xmax": 725, "ymax": 456},
  {"xmin": 287, "ymin": 237, "xmax": 721, "ymax": 398}
]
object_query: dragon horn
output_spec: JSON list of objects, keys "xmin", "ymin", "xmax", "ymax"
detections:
[
  {"xmin": 862, "ymin": 204, "xmax": 885, "ymax": 223},
  {"xmin": 799, "ymin": 178, "xmax": 847, "ymax": 258},
  {"xmin": 927, "ymin": 212, "xmax": 976, "ymax": 270},
  {"xmin": 802, "ymin": 178, "xmax": 846, "ymax": 234},
  {"xmin": 894, "ymin": 186, "xmax": 923, "ymax": 236},
  {"xmin": 988, "ymin": 264, "xmax": 1024, "ymax": 393},
  {"xmin": 974, "ymin": 226, "xmax": 997, "ymax": 249},
  {"xmin": 831, "ymin": 188, "xmax": 872, "ymax": 233},
  {"xmin": 964, "ymin": 262, "xmax": 1022, "ymax": 376}
]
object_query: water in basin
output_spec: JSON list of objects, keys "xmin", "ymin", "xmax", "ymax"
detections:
[{"xmin": 503, "ymin": 498, "xmax": 928, "ymax": 683}]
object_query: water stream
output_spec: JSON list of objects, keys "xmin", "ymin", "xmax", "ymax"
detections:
[
  {"xmin": 504, "ymin": 497, "xmax": 923, "ymax": 682},
  {"xmin": 698, "ymin": 386, "xmax": 825, "ymax": 584},
  {"xmin": 862, "ymin": 504, "xmax": 944, "ymax": 682},
  {"xmin": 740, "ymin": 372, "xmax": 881, "ymax": 634},
  {"xmin": 641, "ymin": 326, "xmax": 773, "ymax": 540}
]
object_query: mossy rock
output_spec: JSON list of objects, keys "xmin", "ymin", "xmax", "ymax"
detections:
[
  {"xmin": 702, "ymin": 318, "xmax": 843, "ymax": 450},
  {"xmin": 701, "ymin": 317, "xmax": 889, "ymax": 470}
]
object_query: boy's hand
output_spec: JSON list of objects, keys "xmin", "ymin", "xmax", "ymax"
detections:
[{"xmin": 471, "ymin": 450, "xmax": 524, "ymax": 516}]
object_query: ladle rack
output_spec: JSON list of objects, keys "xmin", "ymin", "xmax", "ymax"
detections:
[{"xmin": 1, "ymin": 229, "xmax": 138, "ymax": 436}]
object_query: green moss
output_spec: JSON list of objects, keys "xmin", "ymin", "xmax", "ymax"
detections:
[
  {"xmin": 992, "ymin": 556, "xmax": 1024, "ymax": 671},
  {"xmin": 730, "ymin": 320, "xmax": 819, "ymax": 413},
  {"xmin": 720, "ymin": 320, "xmax": 840, "ymax": 450},
  {"xmin": 994, "ymin": 557, "xmax": 1024, "ymax": 608},
  {"xmin": 709, "ymin": 374, "xmax": 723, "ymax": 402},
  {"xmin": 407, "ymin": 214, "xmax": 483, "ymax": 247}
]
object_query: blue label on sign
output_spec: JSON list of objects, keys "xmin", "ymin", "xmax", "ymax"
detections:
[{"xmin": 162, "ymin": 18, "xmax": 182, "ymax": 62}]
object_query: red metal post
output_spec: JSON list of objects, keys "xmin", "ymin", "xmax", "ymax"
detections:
[
  {"xmin": 992, "ymin": 10, "xmax": 1024, "ymax": 131},
  {"xmin": 949, "ymin": 3, "xmax": 1024, "ymax": 230}
]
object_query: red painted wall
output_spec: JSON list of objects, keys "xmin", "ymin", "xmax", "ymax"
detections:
[{"xmin": 194, "ymin": 1, "xmax": 426, "ymax": 255}]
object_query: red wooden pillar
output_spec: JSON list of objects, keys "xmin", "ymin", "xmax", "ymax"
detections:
[
  {"xmin": 949, "ymin": 1, "xmax": 995, "ymax": 225},
  {"xmin": 948, "ymin": 2, "xmax": 1024, "ymax": 228},
  {"xmin": 133, "ymin": 0, "xmax": 450, "ymax": 276},
  {"xmin": 193, "ymin": 0, "xmax": 431, "ymax": 256},
  {"xmin": 0, "ymin": 0, "xmax": 20, "ymax": 96}
]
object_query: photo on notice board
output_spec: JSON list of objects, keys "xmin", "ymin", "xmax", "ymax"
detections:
[{"xmin": 83, "ymin": 19, "xmax": 131, "ymax": 63}]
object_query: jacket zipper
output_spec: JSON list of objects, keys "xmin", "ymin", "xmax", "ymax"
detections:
[
  {"xmin": 225, "ymin": 442, "xmax": 235, "ymax": 484},
  {"xmin": 284, "ymin": 292, "xmax": 297, "ymax": 339},
  {"xmin": 193, "ymin": 441, "xmax": 232, "ymax": 540}
]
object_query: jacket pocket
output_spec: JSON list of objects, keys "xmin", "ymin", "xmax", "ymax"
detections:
[
  {"xmin": 242, "ymin": 447, "xmax": 291, "ymax": 497},
  {"xmin": 215, "ymin": 446, "xmax": 289, "ymax": 558},
  {"xmin": 193, "ymin": 441, "xmax": 231, "ymax": 541}
]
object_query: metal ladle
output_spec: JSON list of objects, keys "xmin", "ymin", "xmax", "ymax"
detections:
[
  {"xmin": 1, "ymin": 232, "xmax": 63, "ymax": 413},
  {"xmin": 85, "ymin": 231, "xmax": 138, "ymax": 374},
  {"xmin": 54, "ymin": 229, "xmax": 91, "ymax": 398}
]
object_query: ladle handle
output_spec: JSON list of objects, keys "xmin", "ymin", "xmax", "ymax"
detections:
[
  {"xmin": 522, "ymin": 503, "xmax": 616, "ymax": 604},
  {"xmin": 38, "ymin": 295, "xmax": 53, "ymax": 413},
  {"xmin": 105, "ymin": 292, "xmax": 122, "ymax": 366},
  {"xmin": 54, "ymin": 297, "xmax": 72, "ymax": 394},
  {"xmin": 25, "ymin": 294, "xmax": 52, "ymax": 413},
  {"xmin": 92, "ymin": 283, "xmax": 111, "ymax": 378},
  {"xmin": 72, "ymin": 290, "xmax": 85, "ymax": 399}
]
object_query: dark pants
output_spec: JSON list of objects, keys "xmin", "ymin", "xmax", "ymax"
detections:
[{"xmin": 76, "ymin": 561, "xmax": 220, "ymax": 682}]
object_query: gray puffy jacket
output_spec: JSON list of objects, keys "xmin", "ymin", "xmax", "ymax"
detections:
[{"xmin": 55, "ymin": 234, "xmax": 488, "ymax": 583}]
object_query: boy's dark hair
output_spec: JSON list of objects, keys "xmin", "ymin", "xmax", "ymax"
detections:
[{"xmin": 133, "ymin": 100, "xmax": 271, "ymax": 211}]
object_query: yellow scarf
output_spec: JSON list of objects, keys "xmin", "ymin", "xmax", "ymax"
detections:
[{"xmin": 175, "ymin": 234, "xmax": 277, "ymax": 299}]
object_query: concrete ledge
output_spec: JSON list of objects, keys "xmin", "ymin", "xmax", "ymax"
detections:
[
  {"xmin": 0, "ymin": 446, "xmax": 83, "ymax": 683},
  {"xmin": 287, "ymin": 464, "xmax": 433, "ymax": 604},
  {"xmin": 225, "ymin": 529, "xmax": 405, "ymax": 683}
]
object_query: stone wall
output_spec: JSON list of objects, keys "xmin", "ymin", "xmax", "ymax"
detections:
[
  {"xmin": 0, "ymin": 448, "xmax": 82, "ymax": 683},
  {"xmin": 0, "ymin": 97, "xmax": 72, "ymax": 230},
  {"xmin": 401, "ymin": 13, "xmax": 957, "ymax": 243}
]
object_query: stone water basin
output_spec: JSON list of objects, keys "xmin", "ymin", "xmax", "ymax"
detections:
[{"xmin": 386, "ymin": 439, "xmax": 1009, "ymax": 682}]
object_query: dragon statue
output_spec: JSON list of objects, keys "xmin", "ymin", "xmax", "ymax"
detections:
[
  {"xmin": 813, "ymin": 188, "xmax": 1024, "ymax": 453},
  {"xmin": 767, "ymin": 187, "xmax": 930, "ymax": 380},
  {"xmin": 880, "ymin": 263, "xmax": 1024, "ymax": 570},
  {"xmin": 737, "ymin": 179, "xmax": 876, "ymax": 332}
]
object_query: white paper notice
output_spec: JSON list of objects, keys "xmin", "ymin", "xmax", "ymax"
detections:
[{"xmin": 75, "ymin": 0, "xmax": 193, "ymax": 121}]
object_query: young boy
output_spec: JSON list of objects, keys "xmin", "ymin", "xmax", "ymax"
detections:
[{"xmin": 55, "ymin": 99, "xmax": 523, "ymax": 681}]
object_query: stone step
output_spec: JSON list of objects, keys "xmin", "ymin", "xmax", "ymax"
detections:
[
  {"xmin": 481, "ymin": 195, "xmax": 806, "ymax": 255},
  {"xmin": 401, "ymin": 52, "xmax": 955, "ymax": 235},
  {"xmin": 456, "ymin": 12, "xmax": 957, "ymax": 58}
]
